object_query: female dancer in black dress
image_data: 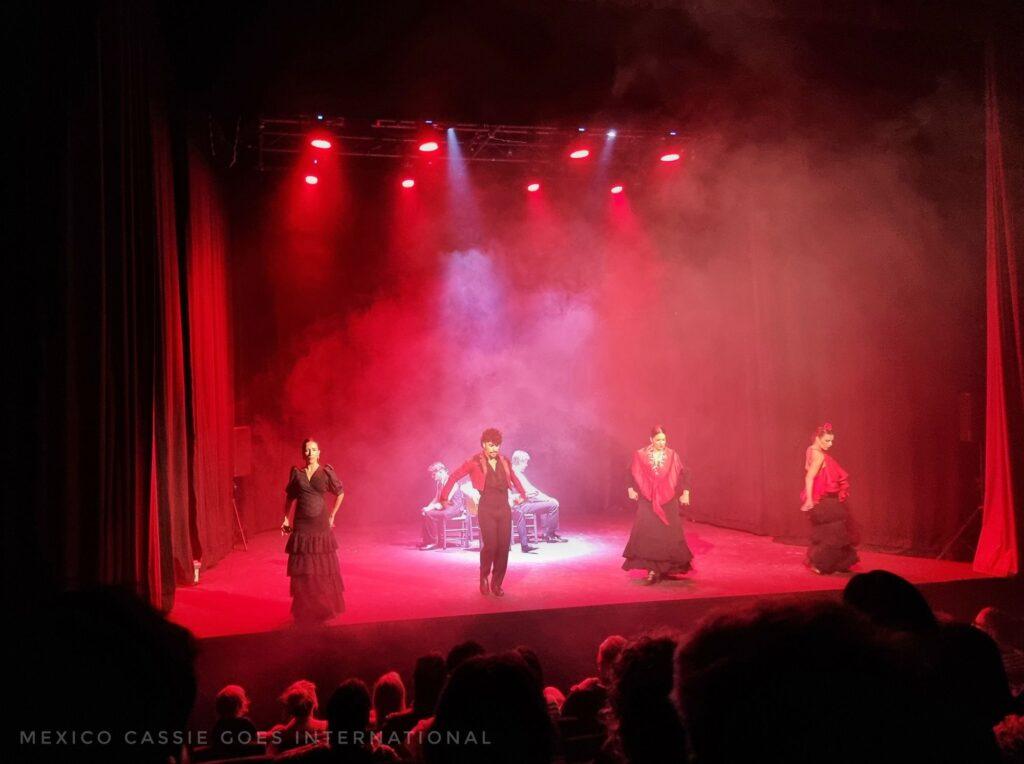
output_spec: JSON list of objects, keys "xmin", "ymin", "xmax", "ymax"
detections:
[
  {"xmin": 281, "ymin": 439, "xmax": 346, "ymax": 623},
  {"xmin": 622, "ymin": 426, "xmax": 693, "ymax": 584}
]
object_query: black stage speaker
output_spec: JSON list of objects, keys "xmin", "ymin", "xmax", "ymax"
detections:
[{"xmin": 233, "ymin": 425, "xmax": 252, "ymax": 478}]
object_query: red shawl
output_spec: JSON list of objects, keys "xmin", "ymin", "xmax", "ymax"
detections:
[{"xmin": 631, "ymin": 446, "xmax": 684, "ymax": 525}]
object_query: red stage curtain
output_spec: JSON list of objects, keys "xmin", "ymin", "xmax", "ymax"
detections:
[
  {"xmin": 37, "ymin": 1, "xmax": 187, "ymax": 610},
  {"xmin": 12, "ymin": 2, "xmax": 236, "ymax": 610},
  {"xmin": 974, "ymin": 45, "xmax": 1023, "ymax": 576},
  {"xmin": 185, "ymin": 150, "xmax": 237, "ymax": 571}
]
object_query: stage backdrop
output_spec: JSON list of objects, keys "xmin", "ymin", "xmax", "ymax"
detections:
[{"xmin": 229, "ymin": 113, "xmax": 985, "ymax": 557}]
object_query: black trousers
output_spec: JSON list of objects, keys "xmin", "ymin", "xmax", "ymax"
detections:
[{"xmin": 478, "ymin": 496, "xmax": 512, "ymax": 584}]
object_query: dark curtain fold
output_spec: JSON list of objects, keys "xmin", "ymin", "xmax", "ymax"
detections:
[
  {"xmin": 974, "ymin": 43, "xmax": 1023, "ymax": 576},
  {"xmin": 151, "ymin": 108, "xmax": 195, "ymax": 591},
  {"xmin": 186, "ymin": 149, "xmax": 237, "ymax": 570},
  {"xmin": 11, "ymin": 1, "xmax": 235, "ymax": 610},
  {"xmin": 56, "ymin": 0, "xmax": 172, "ymax": 607}
]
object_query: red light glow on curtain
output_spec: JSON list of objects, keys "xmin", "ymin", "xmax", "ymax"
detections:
[{"xmin": 973, "ymin": 45, "xmax": 1023, "ymax": 577}]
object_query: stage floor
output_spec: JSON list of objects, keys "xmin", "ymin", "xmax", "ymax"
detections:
[{"xmin": 169, "ymin": 517, "xmax": 988, "ymax": 639}]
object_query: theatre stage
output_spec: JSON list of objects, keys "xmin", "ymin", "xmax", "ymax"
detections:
[
  {"xmin": 172, "ymin": 517, "xmax": 1020, "ymax": 730},
  {"xmin": 171, "ymin": 517, "xmax": 993, "ymax": 639}
]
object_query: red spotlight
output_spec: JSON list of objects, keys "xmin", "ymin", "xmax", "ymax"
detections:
[
  {"xmin": 418, "ymin": 141, "xmax": 440, "ymax": 153},
  {"xmin": 660, "ymin": 152, "xmax": 681, "ymax": 162},
  {"xmin": 569, "ymin": 149, "xmax": 590, "ymax": 160},
  {"xmin": 304, "ymin": 175, "xmax": 319, "ymax": 185},
  {"xmin": 401, "ymin": 178, "xmax": 415, "ymax": 188},
  {"xmin": 527, "ymin": 182, "xmax": 541, "ymax": 193},
  {"xmin": 310, "ymin": 138, "xmax": 332, "ymax": 150},
  {"xmin": 610, "ymin": 184, "xmax": 624, "ymax": 194}
]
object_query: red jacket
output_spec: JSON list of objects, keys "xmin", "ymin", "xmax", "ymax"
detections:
[{"xmin": 439, "ymin": 452, "xmax": 527, "ymax": 505}]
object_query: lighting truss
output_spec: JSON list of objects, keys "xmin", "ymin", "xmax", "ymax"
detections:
[{"xmin": 258, "ymin": 117, "xmax": 689, "ymax": 172}]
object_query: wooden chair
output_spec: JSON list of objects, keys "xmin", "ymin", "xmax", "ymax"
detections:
[
  {"xmin": 513, "ymin": 509, "xmax": 539, "ymax": 545},
  {"xmin": 441, "ymin": 511, "xmax": 477, "ymax": 549},
  {"xmin": 441, "ymin": 484, "xmax": 480, "ymax": 549}
]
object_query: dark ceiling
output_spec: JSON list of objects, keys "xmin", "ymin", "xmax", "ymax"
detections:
[{"xmin": 159, "ymin": 0, "xmax": 1023, "ymax": 134}]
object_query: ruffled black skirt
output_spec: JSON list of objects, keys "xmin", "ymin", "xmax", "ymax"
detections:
[
  {"xmin": 286, "ymin": 515, "xmax": 345, "ymax": 622},
  {"xmin": 806, "ymin": 496, "xmax": 859, "ymax": 574},
  {"xmin": 622, "ymin": 497, "xmax": 693, "ymax": 575}
]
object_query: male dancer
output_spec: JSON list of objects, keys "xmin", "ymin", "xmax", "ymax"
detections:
[
  {"xmin": 439, "ymin": 428, "xmax": 526, "ymax": 597},
  {"xmin": 419, "ymin": 462, "xmax": 466, "ymax": 550},
  {"xmin": 510, "ymin": 450, "xmax": 567, "ymax": 543}
]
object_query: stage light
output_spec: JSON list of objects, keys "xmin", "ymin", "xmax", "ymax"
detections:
[
  {"xmin": 310, "ymin": 138, "xmax": 332, "ymax": 149},
  {"xmin": 660, "ymin": 152, "xmax": 681, "ymax": 162},
  {"xmin": 304, "ymin": 175, "xmax": 319, "ymax": 185},
  {"xmin": 316, "ymin": 113, "xmax": 324, "ymax": 121},
  {"xmin": 610, "ymin": 184, "xmax": 624, "ymax": 194},
  {"xmin": 669, "ymin": 130, "xmax": 677, "ymax": 136},
  {"xmin": 569, "ymin": 149, "xmax": 590, "ymax": 159},
  {"xmin": 606, "ymin": 129, "xmax": 617, "ymax": 138},
  {"xmin": 578, "ymin": 127, "xmax": 586, "ymax": 132},
  {"xmin": 419, "ymin": 141, "xmax": 440, "ymax": 152},
  {"xmin": 527, "ymin": 182, "xmax": 540, "ymax": 192},
  {"xmin": 401, "ymin": 178, "xmax": 415, "ymax": 188}
]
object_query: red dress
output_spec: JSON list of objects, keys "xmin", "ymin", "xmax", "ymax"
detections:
[{"xmin": 802, "ymin": 448, "xmax": 858, "ymax": 574}]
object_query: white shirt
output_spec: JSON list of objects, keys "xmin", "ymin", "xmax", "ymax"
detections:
[{"xmin": 512, "ymin": 468, "xmax": 544, "ymax": 501}]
